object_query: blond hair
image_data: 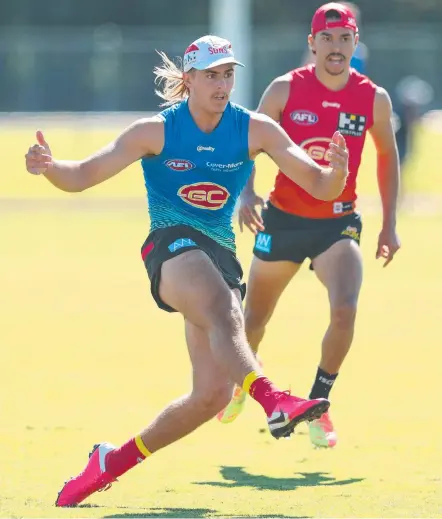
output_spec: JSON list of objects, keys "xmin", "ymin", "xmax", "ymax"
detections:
[{"xmin": 153, "ymin": 51, "xmax": 190, "ymax": 107}]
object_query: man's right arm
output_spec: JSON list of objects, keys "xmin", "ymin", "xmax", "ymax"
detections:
[{"xmin": 26, "ymin": 117, "xmax": 165, "ymax": 192}]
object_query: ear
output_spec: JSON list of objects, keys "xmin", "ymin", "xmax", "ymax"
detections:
[
  {"xmin": 308, "ymin": 34, "xmax": 315, "ymax": 52},
  {"xmin": 183, "ymin": 71, "xmax": 193, "ymax": 89},
  {"xmin": 354, "ymin": 33, "xmax": 360, "ymax": 46}
]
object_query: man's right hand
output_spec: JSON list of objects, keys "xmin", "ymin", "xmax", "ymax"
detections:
[
  {"xmin": 328, "ymin": 131, "xmax": 349, "ymax": 182},
  {"xmin": 238, "ymin": 191, "xmax": 267, "ymax": 234},
  {"xmin": 25, "ymin": 131, "xmax": 53, "ymax": 175}
]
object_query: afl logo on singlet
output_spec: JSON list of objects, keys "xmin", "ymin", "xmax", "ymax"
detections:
[
  {"xmin": 290, "ymin": 110, "xmax": 318, "ymax": 126},
  {"xmin": 164, "ymin": 159, "xmax": 196, "ymax": 172},
  {"xmin": 178, "ymin": 182, "xmax": 230, "ymax": 210}
]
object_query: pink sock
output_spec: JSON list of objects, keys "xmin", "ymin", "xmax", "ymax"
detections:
[
  {"xmin": 249, "ymin": 377, "xmax": 280, "ymax": 416},
  {"xmin": 105, "ymin": 437, "xmax": 150, "ymax": 478}
]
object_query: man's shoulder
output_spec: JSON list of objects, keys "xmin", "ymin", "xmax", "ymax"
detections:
[
  {"xmin": 228, "ymin": 101, "xmax": 253, "ymax": 116},
  {"xmin": 259, "ymin": 73, "xmax": 293, "ymax": 109},
  {"xmin": 350, "ymin": 69, "xmax": 378, "ymax": 90},
  {"xmin": 271, "ymin": 65, "xmax": 314, "ymax": 85}
]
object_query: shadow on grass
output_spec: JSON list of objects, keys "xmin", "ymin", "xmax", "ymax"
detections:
[{"xmin": 194, "ymin": 466, "xmax": 365, "ymax": 491}]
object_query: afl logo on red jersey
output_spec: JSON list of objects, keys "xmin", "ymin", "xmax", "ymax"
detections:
[{"xmin": 290, "ymin": 110, "xmax": 318, "ymax": 126}]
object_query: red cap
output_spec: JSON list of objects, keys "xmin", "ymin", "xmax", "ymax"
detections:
[{"xmin": 311, "ymin": 3, "xmax": 358, "ymax": 36}]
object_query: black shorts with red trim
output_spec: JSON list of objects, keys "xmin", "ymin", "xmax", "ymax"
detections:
[{"xmin": 141, "ymin": 225, "xmax": 246, "ymax": 312}]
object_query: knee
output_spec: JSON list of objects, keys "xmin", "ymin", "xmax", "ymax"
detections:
[
  {"xmin": 204, "ymin": 288, "xmax": 244, "ymax": 330},
  {"xmin": 330, "ymin": 300, "xmax": 358, "ymax": 329},
  {"xmin": 191, "ymin": 383, "xmax": 233, "ymax": 417}
]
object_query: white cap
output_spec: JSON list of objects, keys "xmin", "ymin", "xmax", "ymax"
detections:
[{"xmin": 183, "ymin": 35, "xmax": 245, "ymax": 73}]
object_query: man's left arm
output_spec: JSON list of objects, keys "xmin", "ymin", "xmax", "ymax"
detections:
[{"xmin": 369, "ymin": 86, "xmax": 401, "ymax": 267}]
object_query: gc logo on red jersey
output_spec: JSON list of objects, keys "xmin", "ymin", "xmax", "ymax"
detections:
[
  {"xmin": 300, "ymin": 137, "xmax": 332, "ymax": 163},
  {"xmin": 178, "ymin": 182, "xmax": 230, "ymax": 210}
]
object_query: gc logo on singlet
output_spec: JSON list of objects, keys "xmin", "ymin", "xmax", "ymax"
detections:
[
  {"xmin": 178, "ymin": 182, "xmax": 230, "ymax": 210},
  {"xmin": 300, "ymin": 137, "xmax": 332, "ymax": 164}
]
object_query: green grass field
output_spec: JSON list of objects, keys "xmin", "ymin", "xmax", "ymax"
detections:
[{"xmin": 1, "ymin": 119, "xmax": 442, "ymax": 518}]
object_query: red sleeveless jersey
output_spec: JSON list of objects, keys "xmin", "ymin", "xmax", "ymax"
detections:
[{"xmin": 269, "ymin": 65, "xmax": 377, "ymax": 218}]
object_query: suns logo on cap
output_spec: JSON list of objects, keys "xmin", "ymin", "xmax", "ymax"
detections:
[
  {"xmin": 184, "ymin": 43, "xmax": 199, "ymax": 54},
  {"xmin": 184, "ymin": 43, "xmax": 199, "ymax": 68}
]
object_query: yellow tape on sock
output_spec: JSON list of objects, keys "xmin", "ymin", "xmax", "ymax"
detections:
[
  {"xmin": 135, "ymin": 435, "xmax": 152, "ymax": 458},
  {"xmin": 242, "ymin": 371, "xmax": 260, "ymax": 395}
]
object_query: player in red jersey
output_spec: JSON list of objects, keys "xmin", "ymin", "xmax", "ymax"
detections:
[{"xmin": 217, "ymin": 3, "xmax": 401, "ymax": 448}]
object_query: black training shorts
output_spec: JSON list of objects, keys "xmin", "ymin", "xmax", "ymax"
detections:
[{"xmin": 141, "ymin": 225, "xmax": 246, "ymax": 312}]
